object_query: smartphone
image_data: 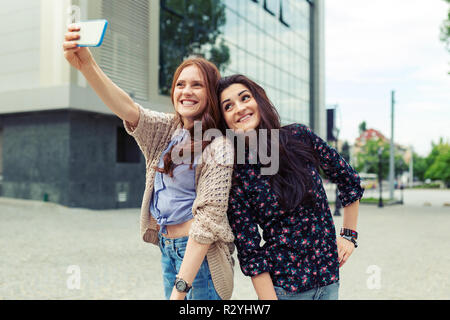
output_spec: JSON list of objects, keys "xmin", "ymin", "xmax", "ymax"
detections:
[{"xmin": 77, "ymin": 19, "xmax": 108, "ymax": 47}]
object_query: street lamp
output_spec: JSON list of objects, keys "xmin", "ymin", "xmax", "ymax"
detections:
[
  {"xmin": 400, "ymin": 185, "xmax": 404, "ymax": 205},
  {"xmin": 378, "ymin": 147, "xmax": 384, "ymax": 208}
]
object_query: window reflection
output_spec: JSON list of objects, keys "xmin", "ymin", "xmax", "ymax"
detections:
[
  {"xmin": 264, "ymin": 0, "xmax": 279, "ymax": 16},
  {"xmin": 159, "ymin": 0, "xmax": 230, "ymax": 95},
  {"xmin": 159, "ymin": 0, "xmax": 312, "ymax": 125}
]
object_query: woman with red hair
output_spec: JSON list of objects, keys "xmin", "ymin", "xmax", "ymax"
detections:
[{"xmin": 63, "ymin": 24, "xmax": 235, "ymax": 300}]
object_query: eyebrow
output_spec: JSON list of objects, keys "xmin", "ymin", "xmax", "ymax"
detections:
[
  {"xmin": 221, "ymin": 89, "xmax": 249, "ymax": 105},
  {"xmin": 176, "ymin": 79, "xmax": 204, "ymax": 84}
]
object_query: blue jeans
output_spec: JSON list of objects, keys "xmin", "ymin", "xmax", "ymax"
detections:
[
  {"xmin": 274, "ymin": 282, "xmax": 339, "ymax": 300},
  {"xmin": 158, "ymin": 233, "xmax": 221, "ymax": 300}
]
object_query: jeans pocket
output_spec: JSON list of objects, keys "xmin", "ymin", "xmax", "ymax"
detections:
[
  {"xmin": 317, "ymin": 281, "xmax": 339, "ymax": 300},
  {"xmin": 174, "ymin": 244, "xmax": 186, "ymax": 260},
  {"xmin": 273, "ymin": 286, "xmax": 287, "ymax": 298}
]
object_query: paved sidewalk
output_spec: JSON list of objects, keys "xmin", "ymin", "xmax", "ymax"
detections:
[{"xmin": 0, "ymin": 189, "xmax": 449, "ymax": 300}]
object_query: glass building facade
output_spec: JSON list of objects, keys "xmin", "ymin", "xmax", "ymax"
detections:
[
  {"xmin": 0, "ymin": 0, "xmax": 323, "ymax": 209},
  {"xmin": 160, "ymin": 0, "xmax": 313, "ymax": 126}
]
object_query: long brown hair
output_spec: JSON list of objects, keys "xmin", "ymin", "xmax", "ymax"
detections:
[
  {"xmin": 156, "ymin": 57, "xmax": 222, "ymax": 177},
  {"xmin": 217, "ymin": 74, "xmax": 320, "ymax": 210}
]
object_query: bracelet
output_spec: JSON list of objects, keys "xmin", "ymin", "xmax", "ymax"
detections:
[
  {"xmin": 341, "ymin": 235, "xmax": 358, "ymax": 248},
  {"xmin": 340, "ymin": 228, "xmax": 358, "ymax": 239}
]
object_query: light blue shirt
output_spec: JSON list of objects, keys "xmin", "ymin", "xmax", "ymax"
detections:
[{"xmin": 150, "ymin": 129, "xmax": 198, "ymax": 234}]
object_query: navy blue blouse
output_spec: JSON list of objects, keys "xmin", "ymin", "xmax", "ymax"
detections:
[{"xmin": 227, "ymin": 123, "xmax": 364, "ymax": 293}]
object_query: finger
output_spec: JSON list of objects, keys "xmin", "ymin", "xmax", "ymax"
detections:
[
  {"xmin": 63, "ymin": 41, "xmax": 79, "ymax": 50},
  {"xmin": 64, "ymin": 32, "xmax": 80, "ymax": 41},
  {"xmin": 336, "ymin": 238, "xmax": 344, "ymax": 261},
  {"xmin": 338, "ymin": 247, "xmax": 343, "ymax": 263},
  {"xmin": 339, "ymin": 252, "xmax": 347, "ymax": 268},
  {"xmin": 68, "ymin": 24, "xmax": 81, "ymax": 32}
]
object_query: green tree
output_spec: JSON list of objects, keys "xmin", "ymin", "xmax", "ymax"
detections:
[
  {"xmin": 356, "ymin": 138, "xmax": 408, "ymax": 179},
  {"xmin": 412, "ymin": 152, "xmax": 428, "ymax": 181},
  {"xmin": 424, "ymin": 140, "xmax": 450, "ymax": 185},
  {"xmin": 159, "ymin": 0, "xmax": 230, "ymax": 95},
  {"xmin": 356, "ymin": 139, "xmax": 389, "ymax": 179},
  {"xmin": 358, "ymin": 121, "xmax": 367, "ymax": 136}
]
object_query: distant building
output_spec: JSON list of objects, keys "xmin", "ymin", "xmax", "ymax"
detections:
[
  {"xmin": 355, "ymin": 128, "xmax": 388, "ymax": 146},
  {"xmin": 0, "ymin": 0, "xmax": 325, "ymax": 208}
]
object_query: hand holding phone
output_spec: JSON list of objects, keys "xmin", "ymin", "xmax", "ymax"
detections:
[
  {"xmin": 63, "ymin": 21, "xmax": 107, "ymax": 71},
  {"xmin": 76, "ymin": 19, "xmax": 108, "ymax": 47}
]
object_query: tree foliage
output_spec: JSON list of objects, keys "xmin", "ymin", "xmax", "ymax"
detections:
[
  {"xmin": 412, "ymin": 152, "xmax": 428, "ymax": 181},
  {"xmin": 355, "ymin": 138, "xmax": 408, "ymax": 180},
  {"xmin": 358, "ymin": 121, "xmax": 367, "ymax": 136},
  {"xmin": 159, "ymin": 0, "xmax": 230, "ymax": 95},
  {"xmin": 424, "ymin": 139, "xmax": 450, "ymax": 185}
]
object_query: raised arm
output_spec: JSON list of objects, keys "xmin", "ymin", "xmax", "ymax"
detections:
[
  {"xmin": 293, "ymin": 124, "xmax": 364, "ymax": 206},
  {"xmin": 63, "ymin": 24, "xmax": 139, "ymax": 126}
]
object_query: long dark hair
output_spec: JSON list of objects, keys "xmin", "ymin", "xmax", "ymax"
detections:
[
  {"xmin": 156, "ymin": 57, "xmax": 223, "ymax": 177},
  {"xmin": 217, "ymin": 74, "xmax": 320, "ymax": 210}
]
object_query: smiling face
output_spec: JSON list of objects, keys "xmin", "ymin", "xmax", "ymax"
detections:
[
  {"xmin": 220, "ymin": 83, "xmax": 261, "ymax": 131},
  {"xmin": 172, "ymin": 65, "xmax": 208, "ymax": 129}
]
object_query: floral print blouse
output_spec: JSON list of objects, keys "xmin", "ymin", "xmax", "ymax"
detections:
[{"xmin": 227, "ymin": 123, "xmax": 364, "ymax": 293}]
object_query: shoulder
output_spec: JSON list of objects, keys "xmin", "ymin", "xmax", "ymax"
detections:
[
  {"xmin": 281, "ymin": 123, "xmax": 315, "ymax": 145},
  {"xmin": 283, "ymin": 123, "xmax": 311, "ymax": 136},
  {"xmin": 201, "ymin": 135, "xmax": 234, "ymax": 168},
  {"xmin": 137, "ymin": 103, "xmax": 176, "ymax": 126},
  {"xmin": 124, "ymin": 103, "xmax": 177, "ymax": 134}
]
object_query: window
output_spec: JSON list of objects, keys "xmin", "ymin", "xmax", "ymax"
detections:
[
  {"xmin": 279, "ymin": 0, "xmax": 291, "ymax": 27},
  {"xmin": 159, "ymin": 0, "xmax": 230, "ymax": 95},
  {"xmin": 99, "ymin": 0, "xmax": 149, "ymax": 101},
  {"xmin": 263, "ymin": 0, "xmax": 278, "ymax": 16},
  {"xmin": 116, "ymin": 127, "xmax": 140, "ymax": 163}
]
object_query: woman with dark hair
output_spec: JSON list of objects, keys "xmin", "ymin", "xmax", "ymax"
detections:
[
  {"xmin": 63, "ymin": 24, "xmax": 235, "ymax": 300},
  {"xmin": 217, "ymin": 74, "xmax": 364, "ymax": 300}
]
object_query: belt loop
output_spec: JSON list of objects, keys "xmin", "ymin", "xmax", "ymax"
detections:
[{"xmin": 159, "ymin": 232, "xmax": 165, "ymax": 249}]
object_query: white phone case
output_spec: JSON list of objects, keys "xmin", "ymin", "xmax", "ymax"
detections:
[{"xmin": 77, "ymin": 19, "xmax": 108, "ymax": 47}]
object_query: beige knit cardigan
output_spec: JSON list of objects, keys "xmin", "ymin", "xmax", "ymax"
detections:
[{"xmin": 124, "ymin": 103, "xmax": 235, "ymax": 300}]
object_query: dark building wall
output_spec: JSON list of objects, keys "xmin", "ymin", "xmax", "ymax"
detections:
[
  {"xmin": 1, "ymin": 110, "xmax": 146, "ymax": 209},
  {"xmin": 1, "ymin": 111, "xmax": 71, "ymax": 204},
  {"xmin": 68, "ymin": 111, "xmax": 145, "ymax": 209}
]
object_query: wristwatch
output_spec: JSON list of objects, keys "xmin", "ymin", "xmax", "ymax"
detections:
[{"xmin": 174, "ymin": 276, "xmax": 192, "ymax": 293}]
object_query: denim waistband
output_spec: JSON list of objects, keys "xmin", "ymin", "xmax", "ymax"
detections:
[{"xmin": 158, "ymin": 232, "xmax": 189, "ymax": 247}]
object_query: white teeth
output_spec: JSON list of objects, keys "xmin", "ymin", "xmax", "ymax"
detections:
[
  {"xmin": 238, "ymin": 114, "xmax": 252, "ymax": 122},
  {"xmin": 182, "ymin": 100, "xmax": 196, "ymax": 106}
]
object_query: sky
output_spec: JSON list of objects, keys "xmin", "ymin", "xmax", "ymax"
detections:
[{"xmin": 325, "ymin": 0, "xmax": 450, "ymax": 156}]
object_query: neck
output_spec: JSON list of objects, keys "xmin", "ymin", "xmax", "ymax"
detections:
[{"xmin": 181, "ymin": 117, "xmax": 193, "ymax": 130}]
